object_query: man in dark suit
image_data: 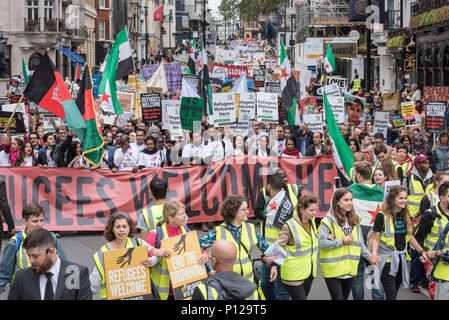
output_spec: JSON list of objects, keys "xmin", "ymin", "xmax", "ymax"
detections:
[{"xmin": 8, "ymin": 228, "xmax": 92, "ymax": 300}]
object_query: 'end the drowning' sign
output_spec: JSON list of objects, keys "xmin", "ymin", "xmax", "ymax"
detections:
[
  {"xmin": 104, "ymin": 246, "xmax": 152, "ymax": 300},
  {"xmin": 161, "ymin": 231, "xmax": 208, "ymax": 300}
]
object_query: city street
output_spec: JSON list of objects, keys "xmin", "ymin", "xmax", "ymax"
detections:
[{"xmin": 0, "ymin": 219, "xmax": 430, "ymax": 300}]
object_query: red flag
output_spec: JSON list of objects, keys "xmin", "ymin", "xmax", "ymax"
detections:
[
  {"xmin": 75, "ymin": 63, "xmax": 82, "ymax": 81},
  {"xmin": 154, "ymin": 5, "xmax": 163, "ymax": 21}
]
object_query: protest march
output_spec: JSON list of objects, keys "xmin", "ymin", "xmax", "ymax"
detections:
[{"xmin": 0, "ymin": 23, "xmax": 448, "ymax": 304}]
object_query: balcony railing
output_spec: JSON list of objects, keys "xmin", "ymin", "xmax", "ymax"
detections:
[
  {"xmin": 24, "ymin": 18, "xmax": 40, "ymax": 32},
  {"xmin": 385, "ymin": 10, "xmax": 402, "ymax": 30},
  {"xmin": 411, "ymin": 0, "xmax": 449, "ymax": 17}
]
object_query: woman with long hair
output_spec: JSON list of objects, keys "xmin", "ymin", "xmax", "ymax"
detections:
[
  {"xmin": 232, "ymin": 135, "xmax": 246, "ymax": 156},
  {"xmin": 276, "ymin": 194, "xmax": 319, "ymax": 300},
  {"xmin": 66, "ymin": 141, "xmax": 87, "ymax": 168},
  {"xmin": 90, "ymin": 212, "xmax": 159, "ymax": 300},
  {"xmin": 9, "ymin": 137, "xmax": 24, "ymax": 167},
  {"xmin": 370, "ymin": 185, "xmax": 427, "ymax": 300},
  {"xmin": 373, "ymin": 167, "xmax": 387, "ymax": 189},
  {"xmin": 432, "ymin": 131, "xmax": 449, "ymax": 171},
  {"xmin": 348, "ymin": 138, "xmax": 360, "ymax": 154},
  {"xmin": 281, "ymin": 138, "xmax": 300, "ymax": 158},
  {"xmin": 199, "ymin": 194, "xmax": 277, "ymax": 300},
  {"xmin": 15, "ymin": 142, "xmax": 38, "ymax": 167},
  {"xmin": 318, "ymin": 187, "xmax": 379, "ymax": 300},
  {"xmin": 380, "ymin": 159, "xmax": 400, "ymax": 181},
  {"xmin": 146, "ymin": 201, "xmax": 208, "ymax": 300}
]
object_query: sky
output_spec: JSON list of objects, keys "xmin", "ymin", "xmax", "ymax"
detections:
[{"xmin": 209, "ymin": 0, "xmax": 221, "ymax": 17}]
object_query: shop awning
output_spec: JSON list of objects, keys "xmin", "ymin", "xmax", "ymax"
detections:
[{"xmin": 57, "ymin": 46, "xmax": 85, "ymax": 65}]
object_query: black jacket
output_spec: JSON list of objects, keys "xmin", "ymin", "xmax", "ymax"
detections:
[
  {"xmin": 8, "ymin": 259, "xmax": 92, "ymax": 300},
  {"xmin": 38, "ymin": 136, "xmax": 73, "ymax": 167}
]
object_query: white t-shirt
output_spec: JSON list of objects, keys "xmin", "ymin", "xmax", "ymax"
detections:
[
  {"xmin": 202, "ymin": 140, "xmax": 225, "ymax": 162},
  {"xmin": 21, "ymin": 156, "xmax": 34, "ymax": 167},
  {"xmin": 114, "ymin": 146, "xmax": 139, "ymax": 171},
  {"xmin": 46, "ymin": 149, "xmax": 56, "ymax": 167},
  {"xmin": 275, "ymin": 139, "xmax": 286, "ymax": 156},
  {"xmin": 137, "ymin": 151, "xmax": 163, "ymax": 168},
  {"xmin": 130, "ymin": 142, "xmax": 145, "ymax": 153},
  {"xmin": 99, "ymin": 150, "xmax": 111, "ymax": 170},
  {"xmin": 0, "ymin": 150, "xmax": 10, "ymax": 166},
  {"xmin": 182, "ymin": 144, "xmax": 202, "ymax": 159}
]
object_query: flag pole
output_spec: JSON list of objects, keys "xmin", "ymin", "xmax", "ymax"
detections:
[{"xmin": 7, "ymin": 95, "xmax": 24, "ymax": 125}]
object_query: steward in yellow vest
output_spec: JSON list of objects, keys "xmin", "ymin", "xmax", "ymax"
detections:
[
  {"xmin": 415, "ymin": 182, "xmax": 449, "ymax": 252},
  {"xmin": 369, "ymin": 186, "xmax": 427, "ymax": 300},
  {"xmin": 404, "ymin": 156, "xmax": 434, "ymax": 219},
  {"xmin": 277, "ymin": 194, "xmax": 319, "ymax": 300},
  {"xmin": 318, "ymin": 188, "xmax": 374, "ymax": 300},
  {"xmin": 137, "ymin": 177, "xmax": 168, "ymax": 240},
  {"xmin": 423, "ymin": 224, "xmax": 449, "ymax": 299}
]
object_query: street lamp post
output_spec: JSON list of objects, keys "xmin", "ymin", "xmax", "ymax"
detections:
[{"xmin": 144, "ymin": 2, "xmax": 148, "ymax": 60}]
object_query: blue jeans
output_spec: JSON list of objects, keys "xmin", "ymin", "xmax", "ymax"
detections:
[
  {"xmin": 352, "ymin": 257, "xmax": 365, "ymax": 300},
  {"xmin": 260, "ymin": 264, "xmax": 290, "ymax": 300},
  {"xmin": 410, "ymin": 248, "xmax": 426, "ymax": 285}
]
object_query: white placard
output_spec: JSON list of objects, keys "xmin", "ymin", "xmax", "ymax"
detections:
[
  {"xmin": 264, "ymin": 243, "xmax": 287, "ymax": 266},
  {"xmin": 325, "ymin": 76, "xmax": 348, "ymax": 88},
  {"xmin": 238, "ymin": 92, "xmax": 256, "ymax": 124},
  {"xmin": 305, "ymin": 38, "xmax": 323, "ymax": 58},
  {"xmin": 164, "ymin": 100, "xmax": 183, "ymax": 139},
  {"xmin": 302, "ymin": 113, "xmax": 323, "ymax": 133},
  {"xmin": 384, "ymin": 180, "xmax": 401, "ymax": 201},
  {"xmin": 327, "ymin": 96, "xmax": 345, "ymax": 124},
  {"xmin": 256, "ymin": 92, "xmax": 278, "ymax": 123},
  {"xmin": 323, "ymin": 83, "xmax": 341, "ymax": 97},
  {"xmin": 215, "ymin": 49, "xmax": 239, "ymax": 62},
  {"xmin": 373, "ymin": 112, "xmax": 389, "ymax": 142},
  {"xmin": 212, "ymin": 93, "xmax": 236, "ymax": 126},
  {"xmin": 41, "ymin": 112, "xmax": 63, "ymax": 132}
]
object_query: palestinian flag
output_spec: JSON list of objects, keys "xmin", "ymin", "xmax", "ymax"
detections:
[
  {"xmin": 348, "ymin": 183, "xmax": 385, "ymax": 227},
  {"xmin": 187, "ymin": 41, "xmax": 196, "ymax": 75},
  {"xmin": 324, "ymin": 41, "xmax": 335, "ymax": 73},
  {"xmin": 23, "ymin": 53, "xmax": 86, "ymax": 141},
  {"xmin": 324, "ymin": 91, "xmax": 353, "ymax": 181},
  {"xmin": 75, "ymin": 63, "xmax": 83, "ymax": 81},
  {"xmin": 75, "ymin": 64, "xmax": 105, "ymax": 166},
  {"xmin": 22, "ymin": 58, "xmax": 29, "ymax": 84},
  {"xmin": 99, "ymin": 27, "xmax": 134, "ymax": 115},
  {"xmin": 280, "ymin": 41, "xmax": 298, "ymax": 125}
]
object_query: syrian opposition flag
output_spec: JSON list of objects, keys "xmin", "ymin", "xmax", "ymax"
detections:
[
  {"xmin": 324, "ymin": 91, "xmax": 353, "ymax": 181},
  {"xmin": 75, "ymin": 64, "xmax": 105, "ymax": 167},
  {"xmin": 324, "ymin": 41, "xmax": 335, "ymax": 74},
  {"xmin": 75, "ymin": 63, "xmax": 83, "ymax": 81},
  {"xmin": 187, "ymin": 39, "xmax": 196, "ymax": 75},
  {"xmin": 280, "ymin": 41, "xmax": 298, "ymax": 125},
  {"xmin": 349, "ymin": 183, "xmax": 385, "ymax": 227},
  {"xmin": 23, "ymin": 53, "xmax": 86, "ymax": 141},
  {"xmin": 22, "ymin": 58, "xmax": 30, "ymax": 84},
  {"xmin": 154, "ymin": 5, "xmax": 163, "ymax": 21},
  {"xmin": 99, "ymin": 27, "xmax": 134, "ymax": 115}
]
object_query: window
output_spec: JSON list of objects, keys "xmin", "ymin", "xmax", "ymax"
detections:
[
  {"xmin": 27, "ymin": 0, "xmax": 38, "ymax": 20},
  {"xmin": 99, "ymin": 0, "xmax": 106, "ymax": 8},
  {"xmin": 0, "ymin": 44, "xmax": 10, "ymax": 78},
  {"xmin": 99, "ymin": 20, "xmax": 105, "ymax": 40},
  {"xmin": 44, "ymin": 0, "xmax": 54, "ymax": 20}
]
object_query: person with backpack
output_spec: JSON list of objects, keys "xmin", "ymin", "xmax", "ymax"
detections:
[
  {"xmin": 0, "ymin": 203, "xmax": 66, "ymax": 294},
  {"xmin": 370, "ymin": 185, "xmax": 428, "ymax": 300},
  {"xmin": 137, "ymin": 177, "xmax": 167, "ymax": 240},
  {"xmin": 146, "ymin": 201, "xmax": 209, "ymax": 300},
  {"xmin": 199, "ymin": 194, "xmax": 278, "ymax": 300},
  {"xmin": 90, "ymin": 212, "xmax": 159, "ymax": 300},
  {"xmin": 420, "ymin": 222, "xmax": 449, "ymax": 300},
  {"xmin": 276, "ymin": 194, "xmax": 319, "ymax": 300},
  {"xmin": 192, "ymin": 240, "xmax": 258, "ymax": 300}
]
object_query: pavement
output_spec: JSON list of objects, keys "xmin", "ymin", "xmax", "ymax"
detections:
[{"xmin": 0, "ymin": 219, "xmax": 429, "ymax": 300}]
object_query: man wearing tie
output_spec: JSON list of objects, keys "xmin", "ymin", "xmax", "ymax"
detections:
[{"xmin": 8, "ymin": 228, "xmax": 92, "ymax": 300}]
